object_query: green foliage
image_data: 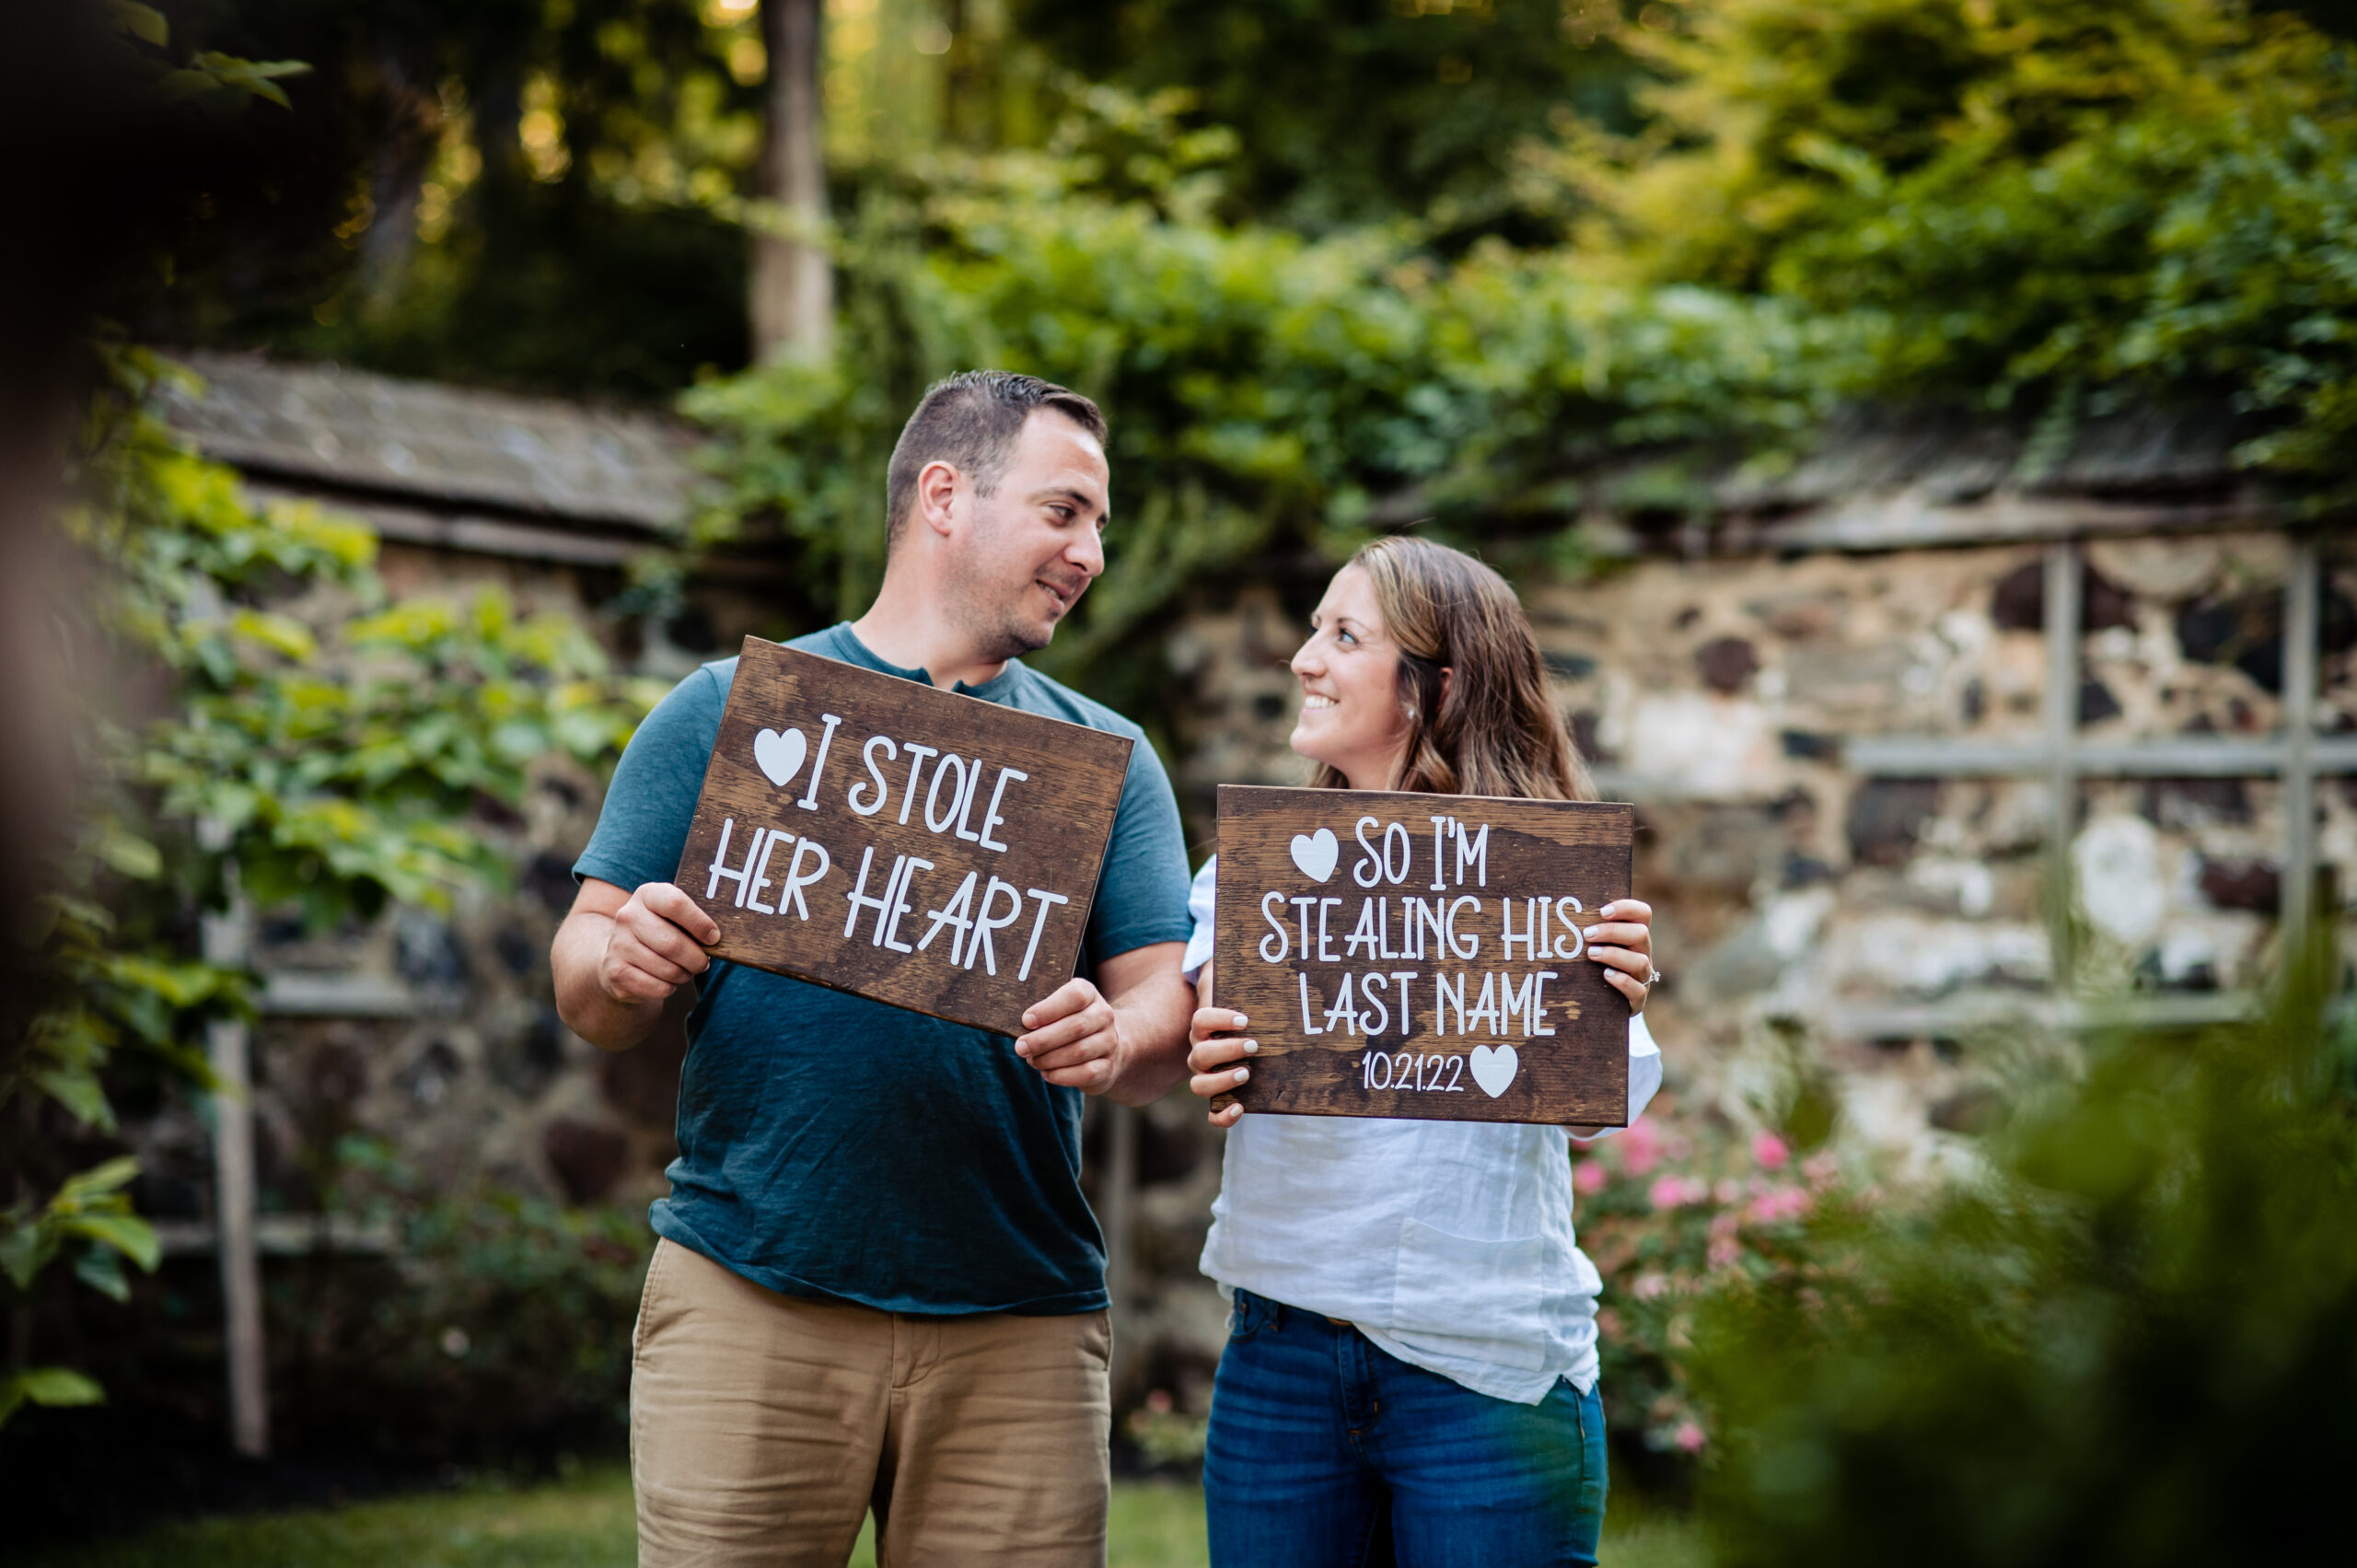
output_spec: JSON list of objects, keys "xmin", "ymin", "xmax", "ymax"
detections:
[
  {"xmin": 0, "ymin": 1157, "xmax": 160, "ymax": 1301},
  {"xmin": 104, "ymin": 2, "xmax": 310, "ymax": 116},
  {"xmin": 0, "ymin": 1160, "xmax": 156, "ymax": 1427},
  {"xmin": 683, "ymin": 99, "xmax": 1840, "ymax": 710},
  {"xmin": 178, "ymin": 0, "xmax": 1637, "ymax": 390},
  {"xmin": 61, "ymin": 347, "xmax": 655, "ymax": 930},
  {"xmin": 0, "ymin": 1367, "xmax": 108, "ymax": 1430},
  {"xmin": 1563, "ymin": 0, "xmax": 2357, "ymax": 475},
  {"xmin": 162, "ymin": 0, "xmax": 770, "ymax": 395},
  {"xmin": 1009, "ymin": 0, "xmax": 1645, "ymax": 236},
  {"xmin": 317, "ymin": 1137, "xmax": 651, "ymax": 1443},
  {"xmin": 168, "ymin": 0, "xmax": 2357, "ymax": 493},
  {"xmin": 1, "ymin": 347, "xmax": 657, "ymax": 1428},
  {"xmin": 1687, "ymin": 969, "xmax": 2357, "ymax": 1565}
]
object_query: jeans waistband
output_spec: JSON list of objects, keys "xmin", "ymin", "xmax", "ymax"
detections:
[{"xmin": 1233, "ymin": 1285, "xmax": 1355, "ymax": 1334}]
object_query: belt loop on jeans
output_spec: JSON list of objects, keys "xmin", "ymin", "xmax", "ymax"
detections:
[{"xmin": 1238, "ymin": 1285, "xmax": 1283, "ymax": 1332}]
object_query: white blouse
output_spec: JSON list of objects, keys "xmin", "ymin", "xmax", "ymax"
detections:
[{"xmin": 1182, "ymin": 856, "xmax": 1662, "ymax": 1404}]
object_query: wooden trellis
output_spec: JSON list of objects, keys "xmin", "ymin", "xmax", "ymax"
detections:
[{"xmin": 1829, "ymin": 534, "xmax": 2350, "ymax": 1039}]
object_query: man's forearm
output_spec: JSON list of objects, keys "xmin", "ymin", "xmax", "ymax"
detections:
[{"xmin": 552, "ymin": 909, "xmax": 666, "ymax": 1051}]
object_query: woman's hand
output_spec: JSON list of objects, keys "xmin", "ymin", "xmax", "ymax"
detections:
[
  {"xmin": 1585, "ymin": 899, "xmax": 1658, "ymax": 1014},
  {"xmin": 1187, "ymin": 1005, "xmax": 1256, "ymax": 1128}
]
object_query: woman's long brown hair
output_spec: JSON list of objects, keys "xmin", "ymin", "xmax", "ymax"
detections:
[{"xmin": 1308, "ymin": 537, "xmax": 1596, "ymax": 804}]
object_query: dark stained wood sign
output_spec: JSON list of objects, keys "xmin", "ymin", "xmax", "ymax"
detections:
[
  {"xmin": 1212, "ymin": 784, "xmax": 1634, "ymax": 1127},
  {"xmin": 673, "ymin": 637, "xmax": 1134, "ymax": 1035}
]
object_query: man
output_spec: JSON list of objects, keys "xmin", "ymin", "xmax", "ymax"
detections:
[{"xmin": 552, "ymin": 372, "xmax": 1196, "ymax": 1567}]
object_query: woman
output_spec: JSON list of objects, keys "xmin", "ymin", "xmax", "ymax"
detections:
[{"xmin": 1183, "ymin": 537, "xmax": 1662, "ymax": 1567}]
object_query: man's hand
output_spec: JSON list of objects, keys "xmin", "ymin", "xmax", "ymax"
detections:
[
  {"xmin": 1012, "ymin": 941, "xmax": 1190, "ymax": 1106},
  {"xmin": 1016, "ymin": 978, "xmax": 1123, "ymax": 1090},
  {"xmin": 598, "ymin": 882, "xmax": 720, "ymax": 1005},
  {"xmin": 553, "ymin": 877, "xmax": 717, "ymax": 1052}
]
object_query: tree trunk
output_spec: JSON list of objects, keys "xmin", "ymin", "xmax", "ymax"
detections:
[
  {"xmin": 944, "ymin": 0, "xmax": 975, "ymax": 146},
  {"xmin": 751, "ymin": 0, "xmax": 831, "ymax": 363}
]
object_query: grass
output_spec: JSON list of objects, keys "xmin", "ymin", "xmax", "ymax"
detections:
[
  {"xmin": 1603, "ymin": 1489, "xmax": 1714, "ymax": 1568},
  {"xmin": 8, "ymin": 1465, "xmax": 1707, "ymax": 1567},
  {"xmin": 7, "ymin": 1468, "xmax": 641, "ymax": 1568}
]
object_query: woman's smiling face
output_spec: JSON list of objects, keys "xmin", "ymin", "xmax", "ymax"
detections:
[{"xmin": 1289, "ymin": 563, "xmax": 1410, "ymax": 790}]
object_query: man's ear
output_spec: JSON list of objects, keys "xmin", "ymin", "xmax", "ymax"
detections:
[{"xmin": 915, "ymin": 459, "xmax": 962, "ymax": 540}]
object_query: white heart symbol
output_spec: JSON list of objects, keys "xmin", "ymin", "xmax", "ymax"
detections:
[
  {"xmin": 752, "ymin": 726, "xmax": 808, "ymax": 790},
  {"xmin": 1468, "ymin": 1044, "xmax": 1519, "ymax": 1099},
  {"xmin": 1289, "ymin": 829, "xmax": 1339, "ymax": 883}
]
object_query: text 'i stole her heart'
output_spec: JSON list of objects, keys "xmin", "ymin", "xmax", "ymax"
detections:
[{"xmin": 703, "ymin": 707, "xmax": 1076, "ymax": 988}]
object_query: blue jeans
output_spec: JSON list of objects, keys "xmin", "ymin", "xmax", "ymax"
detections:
[{"xmin": 1203, "ymin": 1287, "xmax": 1609, "ymax": 1568}]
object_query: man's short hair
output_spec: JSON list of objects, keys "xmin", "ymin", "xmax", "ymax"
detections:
[{"xmin": 884, "ymin": 371, "xmax": 1108, "ymax": 547}]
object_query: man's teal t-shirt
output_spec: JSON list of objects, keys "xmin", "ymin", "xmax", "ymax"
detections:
[{"xmin": 574, "ymin": 623, "xmax": 1193, "ymax": 1316}]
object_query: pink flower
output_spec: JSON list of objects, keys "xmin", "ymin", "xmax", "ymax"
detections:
[
  {"xmin": 1803, "ymin": 1151, "xmax": 1840, "ymax": 1187},
  {"xmin": 1648, "ymin": 1175, "xmax": 1689, "ymax": 1211},
  {"xmin": 1747, "ymin": 1185, "xmax": 1812, "ymax": 1225},
  {"xmin": 1707, "ymin": 1237, "xmax": 1740, "ymax": 1269},
  {"xmin": 1713, "ymin": 1178, "xmax": 1742, "ymax": 1206},
  {"xmin": 1651, "ymin": 1174, "xmax": 1709, "ymax": 1211},
  {"xmin": 1632, "ymin": 1272, "xmax": 1669, "ymax": 1300},
  {"xmin": 1619, "ymin": 1120, "xmax": 1665, "ymax": 1177},
  {"xmin": 1573, "ymin": 1159, "xmax": 1609, "ymax": 1196},
  {"xmin": 1751, "ymin": 1132, "xmax": 1790, "ymax": 1169},
  {"xmin": 1673, "ymin": 1421, "xmax": 1707, "ymax": 1453}
]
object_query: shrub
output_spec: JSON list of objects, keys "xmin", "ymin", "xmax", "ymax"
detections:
[
  {"xmin": 1568, "ymin": 0, "xmax": 2357, "ymax": 481},
  {"xmin": 1573, "ymin": 1095, "xmax": 1859, "ymax": 1458},
  {"xmin": 1686, "ymin": 963, "xmax": 2357, "ymax": 1566},
  {"xmin": 296, "ymin": 1137, "xmax": 650, "ymax": 1452}
]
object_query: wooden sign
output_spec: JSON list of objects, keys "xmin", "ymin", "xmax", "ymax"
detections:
[
  {"xmin": 673, "ymin": 637, "xmax": 1135, "ymax": 1035},
  {"xmin": 1211, "ymin": 784, "xmax": 1634, "ymax": 1126}
]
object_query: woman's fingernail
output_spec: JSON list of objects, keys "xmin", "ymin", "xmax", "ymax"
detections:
[
  {"xmin": 1232, "ymin": 1013, "xmax": 1248, "ymax": 1028},
  {"xmin": 1233, "ymin": 1066, "xmax": 1250, "ymax": 1084},
  {"xmin": 1243, "ymin": 1040, "xmax": 1260, "ymax": 1053}
]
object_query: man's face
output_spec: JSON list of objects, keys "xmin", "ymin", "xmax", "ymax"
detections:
[{"xmin": 946, "ymin": 411, "xmax": 1109, "ymax": 663}]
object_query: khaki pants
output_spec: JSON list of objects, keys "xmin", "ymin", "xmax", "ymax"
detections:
[{"xmin": 631, "ymin": 1238, "xmax": 1112, "ymax": 1568}]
